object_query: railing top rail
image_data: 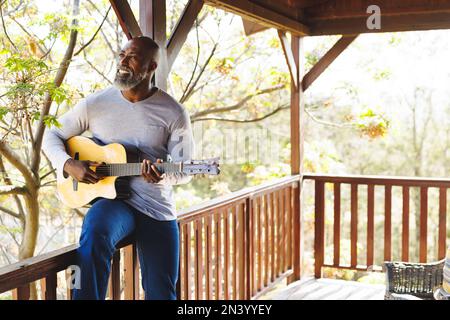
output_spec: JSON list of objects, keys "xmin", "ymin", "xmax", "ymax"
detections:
[
  {"xmin": 177, "ymin": 174, "xmax": 300, "ymax": 221},
  {"xmin": 303, "ymin": 173, "xmax": 450, "ymax": 187},
  {"xmin": 0, "ymin": 236, "xmax": 134, "ymax": 294}
]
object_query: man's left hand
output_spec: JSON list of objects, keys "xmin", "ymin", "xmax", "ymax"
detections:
[{"xmin": 142, "ymin": 158, "xmax": 163, "ymax": 183}]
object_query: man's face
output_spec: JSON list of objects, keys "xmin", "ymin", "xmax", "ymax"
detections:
[{"xmin": 113, "ymin": 40, "xmax": 156, "ymax": 90}]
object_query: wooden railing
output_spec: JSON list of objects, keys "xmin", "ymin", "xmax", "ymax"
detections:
[
  {"xmin": 0, "ymin": 175, "xmax": 300, "ymax": 300},
  {"xmin": 305, "ymin": 174, "xmax": 450, "ymax": 278}
]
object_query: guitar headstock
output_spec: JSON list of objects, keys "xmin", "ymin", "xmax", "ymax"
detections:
[{"xmin": 183, "ymin": 157, "xmax": 220, "ymax": 175}]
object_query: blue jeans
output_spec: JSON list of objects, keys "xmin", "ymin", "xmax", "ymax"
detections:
[{"xmin": 72, "ymin": 199, "xmax": 179, "ymax": 300}]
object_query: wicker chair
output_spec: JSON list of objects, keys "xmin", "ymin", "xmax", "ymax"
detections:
[{"xmin": 384, "ymin": 259, "xmax": 445, "ymax": 300}]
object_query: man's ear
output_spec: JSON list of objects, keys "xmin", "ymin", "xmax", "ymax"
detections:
[{"xmin": 149, "ymin": 61, "xmax": 158, "ymax": 72}]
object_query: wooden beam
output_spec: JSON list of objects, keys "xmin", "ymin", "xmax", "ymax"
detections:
[
  {"xmin": 305, "ymin": 0, "xmax": 450, "ymax": 19},
  {"xmin": 205, "ymin": 0, "xmax": 310, "ymax": 36},
  {"xmin": 295, "ymin": 0, "xmax": 331, "ymax": 9},
  {"xmin": 242, "ymin": 18, "xmax": 269, "ymax": 36},
  {"xmin": 302, "ymin": 35, "xmax": 357, "ymax": 91},
  {"xmin": 167, "ymin": 0, "xmax": 205, "ymax": 70},
  {"xmin": 309, "ymin": 12, "xmax": 450, "ymax": 35},
  {"xmin": 110, "ymin": 0, "xmax": 142, "ymax": 40},
  {"xmin": 139, "ymin": 0, "xmax": 168, "ymax": 91},
  {"xmin": 278, "ymin": 30, "xmax": 298, "ymax": 90}
]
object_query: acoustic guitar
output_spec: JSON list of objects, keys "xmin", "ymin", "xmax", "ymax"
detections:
[{"xmin": 57, "ymin": 136, "xmax": 220, "ymax": 208}]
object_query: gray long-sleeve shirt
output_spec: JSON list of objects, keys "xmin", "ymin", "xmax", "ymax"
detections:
[{"xmin": 43, "ymin": 86, "xmax": 195, "ymax": 221}]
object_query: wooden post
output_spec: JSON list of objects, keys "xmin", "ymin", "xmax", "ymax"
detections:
[
  {"xmin": 139, "ymin": 0, "xmax": 168, "ymax": 91},
  {"xmin": 314, "ymin": 181, "xmax": 325, "ymax": 278},
  {"xmin": 287, "ymin": 35, "xmax": 304, "ymax": 283}
]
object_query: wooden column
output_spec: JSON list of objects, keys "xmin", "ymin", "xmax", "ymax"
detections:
[
  {"xmin": 139, "ymin": 0, "xmax": 168, "ymax": 90},
  {"xmin": 287, "ymin": 35, "xmax": 304, "ymax": 283}
]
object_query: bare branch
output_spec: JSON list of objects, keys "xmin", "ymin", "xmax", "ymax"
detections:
[
  {"xmin": 74, "ymin": 6, "xmax": 111, "ymax": 56},
  {"xmin": 0, "ymin": 139, "xmax": 36, "ymax": 186},
  {"xmin": 0, "ymin": 213, "xmax": 20, "ymax": 248},
  {"xmin": 40, "ymin": 179, "xmax": 56, "ymax": 187},
  {"xmin": 0, "ymin": 185, "xmax": 27, "ymax": 195},
  {"xmin": 87, "ymin": 0, "xmax": 115, "ymax": 30},
  {"xmin": 192, "ymin": 104, "xmax": 290, "ymax": 123},
  {"xmin": 0, "ymin": 156, "xmax": 25, "ymax": 220},
  {"xmin": 304, "ymin": 108, "xmax": 354, "ymax": 128},
  {"xmin": 191, "ymin": 84, "xmax": 286, "ymax": 119},
  {"xmin": 73, "ymin": 208, "xmax": 85, "ymax": 218},
  {"xmin": 0, "ymin": 205, "xmax": 21, "ymax": 219},
  {"xmin": 0, "ymin": 1, "xmax": 18, "ymax": 52},
  {"xmin": 82, "ymin": 50, "xmax": 113, "ymax": 84},
  {"xmin": 180, "ymin": 43, "xmax": 218, "ymax": 103},
  {"xmin": 180, "ymin": 19, "xmax": 200, "ymax": 103}
]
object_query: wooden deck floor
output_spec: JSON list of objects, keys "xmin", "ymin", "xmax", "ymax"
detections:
[{"xmin": 262, "ymin": 278, "xmax": 386, "ymax": 300}]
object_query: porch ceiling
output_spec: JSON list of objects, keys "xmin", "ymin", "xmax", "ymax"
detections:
[{"xmin": 205, "ymin": 0, "xmax": 450, "ymax": 36}]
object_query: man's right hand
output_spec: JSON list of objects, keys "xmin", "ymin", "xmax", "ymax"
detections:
[{"xmin": 63, "ymin": 159, "xmax": 104, "ymax": 184}]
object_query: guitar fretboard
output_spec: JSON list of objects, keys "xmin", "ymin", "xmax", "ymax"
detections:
[{"xmin": 95, "ymin": 163, "xmax": 182, "ymax": 177}]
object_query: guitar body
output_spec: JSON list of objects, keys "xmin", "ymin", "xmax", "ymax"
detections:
[
  {"xmin": 57, "ymin": 136, "xmax": 129, "ymax": 208},
  {"xmin": 56, "ymin": 135, "xmax": 219, "ymax": 208}
]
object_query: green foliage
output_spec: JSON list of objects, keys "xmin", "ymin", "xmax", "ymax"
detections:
[
  {"xmin": 40, "ymin": 12, "xmax": 71, "ymax": 39},
  {"xmin": 43, "ymin": 115, "xmax": 61, "ymax": 128},
  {"xmin": 0, "ymin": 107, "xmax": 8, "ymax": 121},
  {"xmin": 372, "ymin": 68, "xmax": 391, "ymax": 81},
  {"xmin": 357, "ymin": 108, "xmax": 390, "ymax": 138},
  {"xmin": 4, "ymin": 55, "xmax": 48, "ymax": 73},
  {"xmin": 0, "ymin": 225, "xmax": 22, "ymax": 235}
]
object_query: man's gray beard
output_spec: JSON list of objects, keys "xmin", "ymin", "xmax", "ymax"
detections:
[{"xmin": 113, "ymin": 71, "xmax": 148, "ymax": 90}]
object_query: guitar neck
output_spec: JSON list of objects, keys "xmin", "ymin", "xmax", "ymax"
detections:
[{"xmin": 96, "ymin": 163, "xmax": 183, "ymax": 177}]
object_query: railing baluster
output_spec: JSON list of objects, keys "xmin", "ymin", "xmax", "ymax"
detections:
[
  {"xmin": 272, "ymin": 192, "xmax": 277, "ymax": 281},
  {"xmin": 237, "ymin": 202, "xmax": 245, "ymax": 300},
  {"xmin": 350, "ymin": 184, "xmax": 358, "ymax": 268},
  {"xmin": 281, "ymin": 190, "xmax": 286, "ymax": 274},
  {"xmin": 270, "ymin": 192, "xmax": 275, "ymax": 283},
  {"xmin": 314, "ymin": 181, "xmax": 325, "ymax": 278},
  {"xmin": 232, "ymin": 206, "xmax": 237, "ymax": 300},
  {"xmin": 367, "ymin": 184, "xmax": 375, "ymax": 267},
  {"xmin": 43, "ymin": 273, "xmax": 57, "ymax": 300},
  {"xmin": 438, "ymin": 187, "xmax": 447, "ymax": 260},
  {"xmin": 292, "ymin": 181, "xmax": 301, "ymax": 281},
  {"xmin": 195, "ymin": 217, "xmax": 204, "ymax": 300},
  {"xmin": 402, "ymin": 186, "xmax": 410, "ymax": 261},
  {"xmin": 224, "ymin": 210, "xmax": 230, "ymax": 300},
  {"xmin": 245, "ymin": 197, "xmax": 252, "ymax": 300},
  {"xmin": 123, "ymin": 244, "xmax": 139, "ymax": 300},
  {"xmin": 177, "ymin": 223, "xmax": 184, "ymax": 300},
  {"xmin": 384, "ymin": 185, "xmax": 392, "ymax": 262},
  {"xmin": 13, "ymin": 284, "xmax": 30, "ymax": 300},
  {"xmin": 277, "ymin": 190, "xmax": 282, "ymax": 277},
  {"xmin": 253, "ymin": 197, "xmax": 259, "ymax": 293},
  {"xmin": 110, "ymin": 250, "xmax": 121, "ymax": 300},
  {"xmin": 252, "ymin": 197, "xmax": 257, "ymax": 295},
  {"xmin": 257, "ymin": 196, "xmax": 263, "ymax": 292},
  {"xmin": 215, "ymin": 211, "xmax": 222, "ymax": 299},
  {"xmin": 184, "ymin": 223, "xmax": 192, "ymax": 300},
  {"xmin": 206, "ymin": 215, "xmax": 213, "ymax": 300},
  {"xmin": 420, "ymin": 187, "xmax": 428, "ymax": 263},
  {"xmin": 334, "ymin": 183, "xmax": 341, "ymax": 267},
  {"xmin": 263, "ymin": 194, "xmax": 269, "ymax": 287},
  {"xmin": 285, "ymin": 187, "xmax": 292, "ymax": 270}
]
